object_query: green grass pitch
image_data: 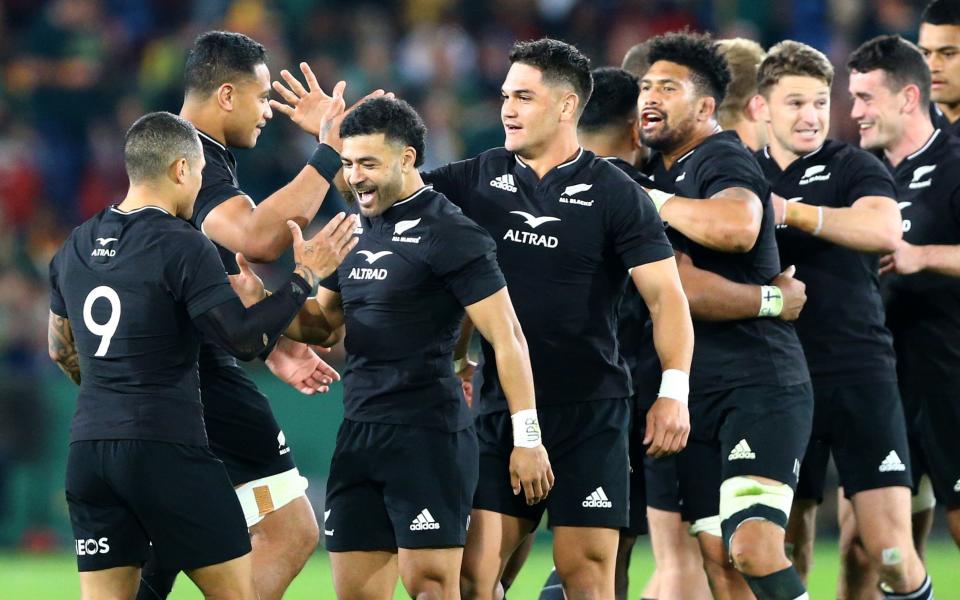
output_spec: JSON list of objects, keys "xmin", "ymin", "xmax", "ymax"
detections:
[{"xmin": 2, "ymin": 539, "xmax": 956, "ymax": 598}]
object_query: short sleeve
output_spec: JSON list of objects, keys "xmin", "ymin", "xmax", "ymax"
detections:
[
  {"xmin": 840, "ymin": 150, "xmax": 897, "ymax": 206},
  {"xmin": 319, "ymin": 268, "xmax": 341, "ymax": 294},
  {"xmin": 607, "ymin": 182, "xmax": 676, "ymax": 270},
  {"xmin": 421, "ymin": 158, "xmax": 478, "ymax": 210},
  {"xmin": 192, "ymin": 157, "xmax": 245, "ymax": 229},
  {"xmin": 49, "ymin": 251, "xmax": 67, "ymax": 317},
  {"xmin": 169, "ymin": 232, "xmax": 238, "ymax": 318},
  {"xmin": 429, "ymin": 219, "xmax": 506, "ymax": 306},
  {"xmin": 693, "ymin": 146, "xmax": 768, "ymax": 200}
]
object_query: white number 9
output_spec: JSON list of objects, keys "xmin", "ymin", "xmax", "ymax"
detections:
[{"xmin": 83, "ymin": 286, "xmax": 121, "ymax": 357}]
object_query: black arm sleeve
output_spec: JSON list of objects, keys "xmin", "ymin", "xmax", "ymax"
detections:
[{"xmin": 193, "ymin": 274, "xmax": 311, "ymax": 361}]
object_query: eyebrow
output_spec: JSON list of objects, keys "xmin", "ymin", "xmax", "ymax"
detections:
[
  {"xmin": 923, "ymin": 44, "xmax": 960, "ymax": 51},
  {"xmin": 502, "ymin": 88, "xmax": 536, "ymax": 95},
  {"xmin": 342, "ymin": 155, "xmax": 380, "ymax": 163},
  {"xmin": 641, "ymin": 77, "xmax": 681, "ymax": 86}
]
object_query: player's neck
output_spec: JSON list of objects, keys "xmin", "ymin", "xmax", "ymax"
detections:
[
  {"xmin": 579, "ymin": 131, "xmax": 637, "ymax": 164},
  {"xmin": 936, "ymin": 100, "xmax": 960, "ymax": 125},
  {"xmin": 767, "ymin": 138, "xmax": 806, "ymax": 171},
  {"xmin": 520, "ymin": 129, "xmax": 581, "ymax": 179},
  {"xmin": 180, "ymin": 99, "xmax": 227, "ymax": 146},
  {"xmin": 661, "ymin": 121, "xmax": 718, "ymax": 170},
  {"xmin": 731, "ymin": 119, "xmax": 764, "ymax": 153},
  {"xmin": 118, "ymin": 186, "xmax": 180, "ymax": 218},
  {"xmin": 884, "ymin": 116, "xmax": 936, "ymax": 168}
]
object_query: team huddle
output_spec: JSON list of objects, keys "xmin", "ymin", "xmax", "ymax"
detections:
[{"xmin": 45, "ymin": 1, "xmax": 960, "ymax": 599}]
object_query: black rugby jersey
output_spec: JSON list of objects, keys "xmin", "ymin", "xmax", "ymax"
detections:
[
  {"xmin": 49, "ymin": 206, "xmax": 237, "ymax": 445},
  {"xmin": 320, "ymin": 186, "xmax": 506, "ymax": 432},
  {"xmin": 604, "ymin": 157, "xmax": 660, "ymax": 391},
  {"xmin": 424, "ymin": 148, "xmax": 674, "ymax": 413},
  {"xmin": 883, "ymin": 129, "xmax": 960, "ymax": 395},
  {"xmin": 757, "ymin": 139, "xmax": 898, "ymax": 385},
  {"xmin": 931, "ymin": 104, "xmax": 960, "ymax": 137},
  {"xmin": 644, "ymin": 131, "xmax": 809, "ymax": 393}
]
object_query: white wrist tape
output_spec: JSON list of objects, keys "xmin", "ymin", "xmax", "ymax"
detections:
[
  {"xmin": 658, "ymin": 369, "xmax": 689, "ymax": 405},
  {"xmin": 511, "ymin": 409, "xmax": 542, "ymax": 448},
  {"xmin": 812, "ymin": 205, "xmax": 824, "ymax": 236},
  {"xmin": 646, "ymin": 188, "xmax": 675, "ymax": 212},
  {"xmin": 758, "ymin": 285, "xmax": 784, "ymax": 318}
]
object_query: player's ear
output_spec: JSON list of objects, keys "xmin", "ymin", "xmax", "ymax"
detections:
[
  {"xmin": 697, "ymin": 95, "xmax": 716, "ymax": 122},
  {"xmin": 753, "ymin": 93, "xmax": 771, "ymax": 123},
  {"xmin": 170, "ymin": 157, "xmax": 188, "ymax": 184},
  {"xmin": 401, "ymin": 146, "xmax": 416, "ymax": 172},
  {"xmin": 560, "ymin": 91, "xmax": 579, "ymax": 122},
  {"xmin": 900, "ymin": 83, "xmax": 920, "ymax": 114},
  {"xmin": 217, "ymin": 83, "xmax": 235, "ymax": 111}
]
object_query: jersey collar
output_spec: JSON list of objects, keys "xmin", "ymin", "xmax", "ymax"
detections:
[
  {"xmin": 363, "ymin": 185, "xmax": 434, "ymax": 228},
  {"xmin": 513, "ymin": 147, "xmax": 589, "ymax": 192}
]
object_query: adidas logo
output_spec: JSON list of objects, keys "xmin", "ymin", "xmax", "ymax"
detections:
[
  {"xmin": 879, "ymin": 450, "xmax": 906, "ymax": 472},
  {"xmin": 409, "ymin": 508, "xmax": 440, "ymax": 531},
  {"xmin": 490, "ymin": 174, "xmax": 517, "ymax": 193},
  {"xmin": 582, "ymin": 487, "xmax": 613, "ymax": 508},
  {"xmin": 728, "ymin": 439, "xmax": 756, "ymax": 461}
]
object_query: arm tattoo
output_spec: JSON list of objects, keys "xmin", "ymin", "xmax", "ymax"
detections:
[{"xmin": 48, "ymin": 312, "xmax": 81, "ymax": 385}]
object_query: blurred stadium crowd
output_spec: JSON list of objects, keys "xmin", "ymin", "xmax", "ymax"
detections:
[{"xmin": 0, "ymin": 0, "xmax": 937, "ymax": 546}]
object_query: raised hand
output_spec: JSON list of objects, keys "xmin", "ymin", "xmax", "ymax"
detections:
[
  {"xmin": 289, "ymin": 213, "xmax": 359, "ymax": 288},
  {"xmin": 270, "ymin": 62, "xmax": 346, "ymax": 142},
  {"xmin": 229, "ymin": 253, "xmax": 267, "ymax": 307},
  {"xmin": 266, "ymin": 336, "xmax": 340, "ymax": 395}
]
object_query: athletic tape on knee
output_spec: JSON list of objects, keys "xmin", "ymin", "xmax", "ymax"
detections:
[
  {"xmin": 743, "ymin": 565, "xmax": 808, "ymax": 600},
  {"xmin": 689, "ymin": 515, "xmax": 722, "ymax": 537},
  {"xmin": 911, "ymin": 475, "xmax": 936, "ymax": 514},
  {"xmin": 882, "ymin": 574, "xmax": 933, "ymax": 600},
  {"xmin": 720, "ymin": 477, "xmax": 793, "ymax": 547}
]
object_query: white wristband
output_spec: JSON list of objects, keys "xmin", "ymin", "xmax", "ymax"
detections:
[
  {"xmin": 758, "ymin": 285, "xmax": 783, "ymax": 318},
  {"xmin": 658, "ymin": 369, "xmax": 689, "ymax": 405},
  {"xmin": 646, "ymin": 188, "xmax": 675, "ymax": 212},
  {"xmin": 511, "ymin": 409, "xmax": 542, "ymax": 448}
]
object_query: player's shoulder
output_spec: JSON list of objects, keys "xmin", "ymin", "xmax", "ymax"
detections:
[
  {"xmin": 692, "ymin": 130, "xmax": 759, "ymax": 169},
  {"xmin": 423, "ymin": 186, "xmax": 486, "ymax": 231},
  {"xmin": 601, "ymin": 156, "xmax": 655, "ymax": 187},
  {"xmin": 821, "ymin": 139, "xmax": 881, "ymax": 169}
]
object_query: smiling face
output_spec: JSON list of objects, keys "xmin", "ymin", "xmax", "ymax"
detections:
[
  {"xmin": 919, "ymin": 22, "xmax": 960, "ymax": 108},
  {"xmin": 340, "ymin": 133, "xmax": 409, "ymax": 217},
  {"xmin": 223, "ymin": 63, "xmax": 273, "ymax": 148},
  {"xmin": 500, "ymin": 62, "xmax": 572, "ymax": 158},
  {"xmin": 638, "ymin": 60, "xmax": 703, "ymax": 153},
  {"xmin": 849, "ymin": 68, "xmax": 906, "ymax": 152},
  {"xmin": 763, "ymin": 74, "xmax": 830, "ymax": 156}
]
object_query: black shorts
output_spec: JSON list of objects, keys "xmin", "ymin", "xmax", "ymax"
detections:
[
  {"xmin": 324, "ymin": 420, "xmax": 478, "ymax": 552},
  {"xmin": 66, "ymin": 440, "xmax": 250, "ymax": 572},
  {"xmin": 474, "ymin": 398, "xmax": 631, "ymax": 530},
  {"xmin": 676, "ymin": 383, "xmax": 813, "ymax": 524},
  {"xmin": 200, "ymin": 363, "xmax": 297, "ymax": 486},
  {"xmin": 635, "ymin": 393, "xmax": 683, "ymax": 514},
  {"xmin": 905, "ymin": 391, "xmax": 960, "ymax": 509},
  {"xmin": 795, "ymin": 381, "xmax": 911, "ymax": 503}
]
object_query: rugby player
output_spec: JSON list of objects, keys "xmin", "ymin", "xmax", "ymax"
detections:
[
  {"xmin": 753, "ymin": 40, "xmax": 930, "ymax": 599},
  {"xmin": 231, "ymin": 96, "xmax": 554, "ymax": 599},
  {"xmin": 48, "ymin": 111, "xmax": 356, "ymax": 600},
  {"xmin": 639, "ymin": 30, "xmax": 813, "ymax": 600},
  {"xmin": 423, "ymin": 38, "xmax": 695, "ymax": 599},
  {"xmin": 580, "ymin": 65, "xmax": 711, "ymax": 600},
  {"xmin": 136, "ymin": 31, "xmax": 378, "ymax": 600},
  {"xmin": 838, "ymin": 33, "xmax": 960, "ymax": 599},
  {"xmin": 716, "ymin": 38, "xmax": 767, "ymax": 152},
  {"xmin": 920, "ymin": 0, "xmax": 960, "ymax": 135}
]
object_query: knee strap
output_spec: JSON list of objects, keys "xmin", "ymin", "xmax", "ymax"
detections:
[{"xmin": 720, "ymin": 477, "xmax": 793, "ymax": 548}]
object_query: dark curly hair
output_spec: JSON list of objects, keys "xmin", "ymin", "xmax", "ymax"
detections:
[
  {"xmin": 509, "ymin": 38, "xmax": 593, "ymax": 112},
  {"xmin": 847, "ymin": 35, "xmax": 930, "ymax": 109},
  {"xmin": 645, "ymin": 30, "xmax": 731, "ymax": 105},
  {"xmin": 579, "ymin": 67, "xmax": 639, "ymax": 132},
  {"xmin": 922, "ymin": 0, "xmax": 960, "ymax": 25},
  {"xmin": 184, "ymin": 31, "xmax": 267, "ymax": 96},
  {"xmin": 339, "ymin": 97, "xmax": 427, "ymax": 168}
]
